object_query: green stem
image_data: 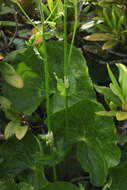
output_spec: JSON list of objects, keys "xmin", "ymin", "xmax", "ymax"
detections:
[
  {"xmin": 68, "ymin": 0, "xmax": 78, "ymax": 64},
  {"xmin": 64, "ymin": 0, "xmax": 69, "ymax": 130},
  {"xmin": 40, "ymin": 3, "xmax": 57, "ymax": 182},
  {"xmin": 15, "ymin": 3, "xmax": 50, "ymax": 130},
  {"xmin": 45, "ymin": 0, "xmax": 59, "ymax": 23},
  {"xmin": 39, "ymin": 3, "xmax": 51, "ymax": 132}
]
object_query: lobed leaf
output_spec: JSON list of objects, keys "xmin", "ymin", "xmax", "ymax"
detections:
[
  {"xmin": 50, "ymin": 100, "xmax": 120, "ymax": 186},
  {"xmin": 2, "ymin": 42, "xmax": 95, "ymax": 115}
]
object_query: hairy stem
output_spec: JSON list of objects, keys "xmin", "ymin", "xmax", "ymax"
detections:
[{"xmin": 39, "ymin": 3, "xmax": 51, "ymax": 132}]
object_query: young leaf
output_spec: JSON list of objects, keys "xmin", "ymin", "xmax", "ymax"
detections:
[
  {"xmin": 4, "ymin": 121, "xmax": 16, "ymax": 139},
  {"xmin": 54, "ymin": 73, "xmax": 66, "ymax": 96},
  {"xmin": 116, "ymin": 64, "xmax": 127, "ymax": 103},
  {"xmin": 107, "ymin": 64, "xmax": 124, "ymax": 103},
  {"xmin": 116, "ymin": 111, "xmax": 127, "ymax": 121},
  {"xmin": 14, "ymin": 124, "xmax": 28, "ymax": 140},
  {"xmin": 0, "ymin": 62, "xmax": 24, "ymax": 88},
  {"xmin": 47, "ymin": 0, "xmax": 54, "ymax": 12},
  {"xmin": 109, "ymin": 83, "xmax": 124, "ymax": 104},
  {"xmin": 102, "ymin": 40, "xmax": 118, "ymax": 50},
  {"xmin": 94, "ymin": 85, "xmax": 121, "ymax": 106}
]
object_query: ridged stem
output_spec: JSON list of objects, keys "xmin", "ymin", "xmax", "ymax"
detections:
[
  {"xmin": 64, "ymin": 0, "xmax": 69, "ymax": 130},
  {"xmin": 39, "ymin": 3, "xmax": 51, "ymax": 132}
]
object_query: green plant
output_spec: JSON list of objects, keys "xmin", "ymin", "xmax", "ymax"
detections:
[
  {"xmin": 95, "ymin": 63, "xmax": 127, "ymax": 121},
  {"xmin": 0, "ymin": 1, "xmax": 125, "ymax": 190},
  {"xmin": 84, "ymin": 5, "xmax": 127, "ymax": 49}
]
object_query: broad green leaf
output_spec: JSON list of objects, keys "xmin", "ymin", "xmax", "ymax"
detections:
[
  {"xmin": 116, "ymin": 111, "xmax": 127, "ymax": 121},
  {"xmin": 94, "ymin": 85, "xmax": 121, "ymax": 106},
  {"xmin": 38, "ymin": 41, "xmax": 95, "ymax": 113},
  {"xmin": 108, "ymin": 144, "xmax": 127, "ymax": 190},
  {"xmin": 2, "ymin": 42, "xmax": 95, "ymax": 115},
  {"xmin": 50, "ymin": 100, "xmax": 120, "ymax": 186},
  {"xmin": 2, "ymin": 48, "xmax": 45, "ymax": 115},
  {"xmin": 4, "ymin": 121, "xmax": 16, "ymax": 139},
  {"xmin": 41, "ymin": 181, "xmax": 79, "ymax": 190},
  {"xmin": 107, "ymin": 162, "xmax": 127, "ymax": 190},
  {"xmin": 14, "ymin": 124, "xmax": 28, "ymax": 140},
  {"xmin": 0, "ymin": 133, "xmax": 46, "ymax": 183},
  {"xmin": 77, "ymin": 142, "xmax": 107, "ymax": 186}
]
